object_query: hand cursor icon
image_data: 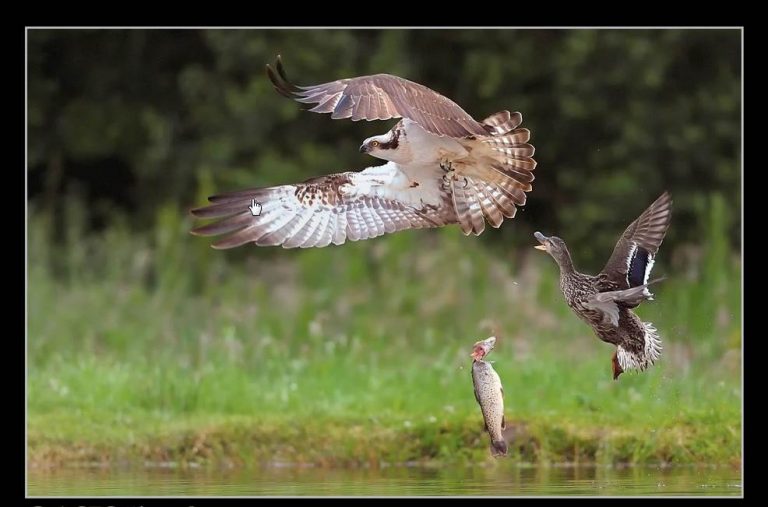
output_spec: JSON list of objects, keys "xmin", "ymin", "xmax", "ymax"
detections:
[{"xmin": 249, "ymin": 199, "xmax": 262, "ymax": 217}]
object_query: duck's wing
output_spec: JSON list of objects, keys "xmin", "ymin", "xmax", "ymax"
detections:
[
  {"xmin": 599, "ymin": 192, "xmax": 673, "ymax": 292},
  {"xmin": 584, "ymin": 284, "xmax": 655, "ymax": 327}
]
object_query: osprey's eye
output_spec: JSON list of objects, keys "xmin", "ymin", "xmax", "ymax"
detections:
[{"xmin": 371, "ymin": 140, "xmax": 380, "ymax": 148}]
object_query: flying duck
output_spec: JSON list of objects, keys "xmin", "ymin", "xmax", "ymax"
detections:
[{"xmin": 534, "ymin": 192, "xmax": 673, "ymax": 379}]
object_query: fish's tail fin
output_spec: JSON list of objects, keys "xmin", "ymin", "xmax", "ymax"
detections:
[{"xmin": 490, "ymin": 439, "xmax": 508, "ymax": 457}]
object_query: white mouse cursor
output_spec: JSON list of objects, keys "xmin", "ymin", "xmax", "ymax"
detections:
[{"xmin": 249, "ymin": 198, "xmax": 262, "ymax": 217}]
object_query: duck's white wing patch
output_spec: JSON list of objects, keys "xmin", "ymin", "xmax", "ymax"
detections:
[{"xmin": 600, "ymin": 192, "xmax": 673, "ymax": 289}]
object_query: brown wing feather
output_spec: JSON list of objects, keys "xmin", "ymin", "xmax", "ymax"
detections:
[
  {"xmin": 600, "ymin": 192, "xmax": 673, "ymax": 287},
  {"xmin": 191, "ymin": 171, "xmax": 455, "ymax": 249},
  {"xmin": 266, "ymin": 56, "xmax": 489, "ymax": 139}
]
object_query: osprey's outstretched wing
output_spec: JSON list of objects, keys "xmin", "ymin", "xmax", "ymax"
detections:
[
  {"xmin": 267, "ymin": 55, "xmax": 490, "ymax": 139},
  {"xmin": 191, "ymin": 164, "xmax": 456, "ymax": 249}
]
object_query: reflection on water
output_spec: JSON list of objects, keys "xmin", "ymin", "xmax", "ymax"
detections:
[{"xmin": 28, "ymin": 463, "xmax": 741, "ymax": 496}]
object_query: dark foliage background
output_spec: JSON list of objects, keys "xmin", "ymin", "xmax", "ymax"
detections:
[{"xmin": 28, "ymin": 29, "xmax": 740, "ymax": 268}]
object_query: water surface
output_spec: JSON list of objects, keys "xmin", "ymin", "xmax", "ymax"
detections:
[{"xmin": 28, "ymin": 463, "xmax": 741, "ymax": 496}]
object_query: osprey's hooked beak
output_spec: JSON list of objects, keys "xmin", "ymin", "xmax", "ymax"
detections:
[
  {"xmin": 359, "ymin": 143, "xmax": 369, "ymax": 154},
  {"xmin": 534, "ymin": 231, "xmax": 550, "ymax": 252}
]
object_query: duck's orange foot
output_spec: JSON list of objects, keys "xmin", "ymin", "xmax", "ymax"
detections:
[{"xmin": 612, "ymin": 351, "xmax": 624, "ymax": 380}]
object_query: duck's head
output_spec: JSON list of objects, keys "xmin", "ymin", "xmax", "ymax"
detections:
[
  {"xmin": 470, "ymin": 336, "xmax": 496, "ymax": 361},
  {"xmin": 534, "ymin": 232, "xmax": 571, "ymax": 266}
]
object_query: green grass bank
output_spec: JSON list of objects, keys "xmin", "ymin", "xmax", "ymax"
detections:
[{"xmin": 27, "ymin": 199, "xmax": 741, "ymax": 468}]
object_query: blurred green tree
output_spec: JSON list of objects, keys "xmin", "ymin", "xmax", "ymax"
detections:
[{"xmin": 28, "ymin": 29, "xmax": 741, "ymax": 268}]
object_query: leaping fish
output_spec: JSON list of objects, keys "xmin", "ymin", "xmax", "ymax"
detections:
[{"xmin": 470, "ymin": 336, "xmax": 507, "ymax": 457}]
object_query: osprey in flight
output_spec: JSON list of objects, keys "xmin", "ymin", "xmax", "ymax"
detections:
[{"xmin": 191, "ymin": 56, "xmax": 537, "ymax": 249}]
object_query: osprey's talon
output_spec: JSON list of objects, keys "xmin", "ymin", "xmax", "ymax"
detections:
[
  {"xmin": 442, "ymin": 174, "xmax": 451, "ymax": 189},
  {"xmin": 440, "ymin": 160, "xmax": 452, "ymax": 172},
  {"xmin": 461, "ymin": 177, "xmax": 469, "ymax": 188}
]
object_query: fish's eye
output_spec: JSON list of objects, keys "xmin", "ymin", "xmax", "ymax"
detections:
[{"xmin": 371, "ymin": 140, "xmax": 380, "ymax": 147}]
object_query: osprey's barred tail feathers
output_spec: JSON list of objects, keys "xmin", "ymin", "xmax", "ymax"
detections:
[
  {"xmin": 471, "ymin": 180, "xmax": 519, "ymax": 226},
  {"xmin": 451, "ymin": 178, "xmax": 487, "ymax": 235},
  {"xmin": 482, "ymin": 128, "xmax": 537, "ymax": 179},
  {"xmin": 450, "ymin": 157, "xmax": 533, "ymax": 235},
  {"xmin": 481, "ymin": 111, "xmax": 522, "ymax": 135},
  {"xmin": 616, "ymin": 321, "xmax": 663, "ymax": 374},
  {"xmin": 447, "ymin": 111, "xmax": 535, "ymax": 235},
  {"xmin": 451, "ymin": 175, "xmax": 528, "ymax": 236}
]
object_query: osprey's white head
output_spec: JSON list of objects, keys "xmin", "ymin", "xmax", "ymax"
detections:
[{"xmin": 359, "ymin": 124, "xmax": 411, "ymax": 164}]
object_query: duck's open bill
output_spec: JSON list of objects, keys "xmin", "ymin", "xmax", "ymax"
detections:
[{"xmin": 534, "ymin": 231, "xmax": 549, "ymax": 250}]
